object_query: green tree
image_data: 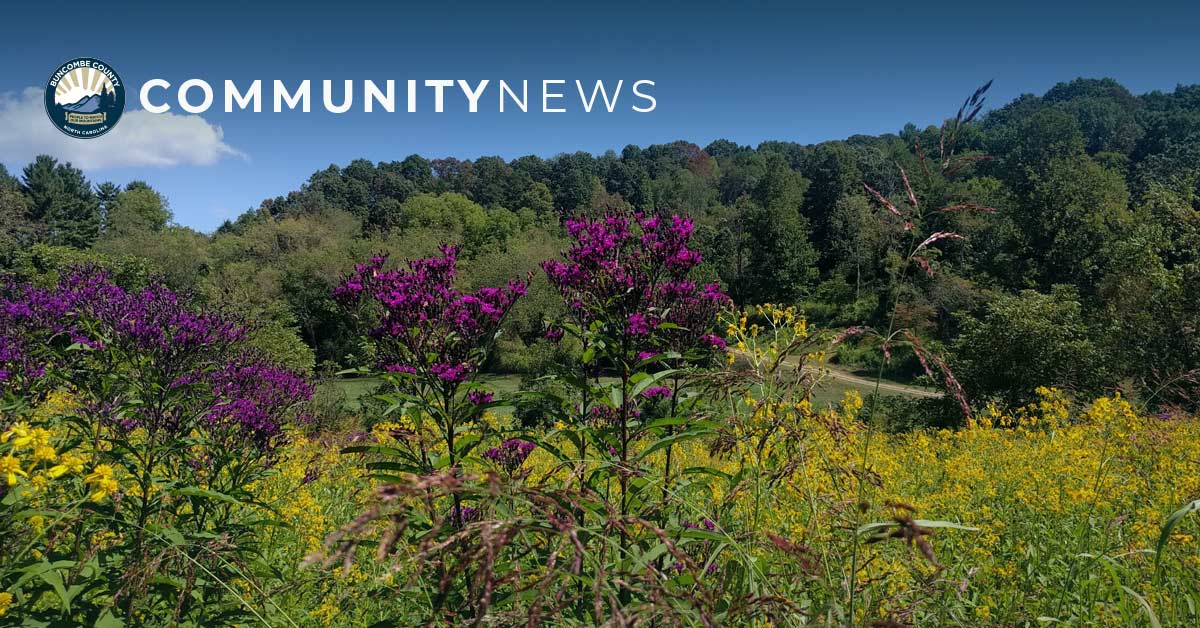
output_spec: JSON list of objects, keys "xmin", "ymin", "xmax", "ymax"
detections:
[
  {"xmin": 800, "ymin": 141, "xmax": 862, "ymax": 252},
  {"xmin": 953, "ymin": 287, "xmax": 1105, "ymax": 407},
  {"xmin": 104, "ymin": 185, "xmax": 172, "ymax": 236},
  {"xmin": 20, "ymin": 155, "xmax": 100, "ymax": 248},
  {"xmin": 518, "ymin": 181, "xmax": 554, "ymax": 215},
  {"xmin": 1018, "ymin": 156, "xmax": 1132, "ymax": 289},
  {"xmin": 92, "ymin": 227, "xmax": 208, "ymax": 291},
  {"xmin": 736, "ymin": 201, "xmax": 819, "ymax": 305},
  {"xmin": 0, "ymin": 187, "xmax": 38, "ymax": 262},
  {"xmin": 826, "ymin": 194, "xmax": 889, "ymax": 302}
]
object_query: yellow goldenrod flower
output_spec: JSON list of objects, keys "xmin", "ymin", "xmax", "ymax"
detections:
[
  {"xmin": 29, "ymin": 428, "xmax": 51, "ymax": 448},
  {"xmin": 46, "ymin": 453, "xmax": 86, "ymax": 479},
  {"xmin": 1, "ymin": 422, "xmax": 32, "ymax": 448},
  {"xmin": 0, "ymin": 591, "xmax": 13, "ymax": 617},
  {"xmin": 33, "ymin": 444, "xmax": 57, "ymax": 463},
  {"xmin": 0, "ymin": 455, "xmax": 27, "ymax": 486},
  {"xmin": 84, "ymin": 464, "xmax": 119, "ymax": 502}
]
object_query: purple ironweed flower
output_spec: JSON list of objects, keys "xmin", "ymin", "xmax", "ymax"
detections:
[
  {"xmin": 626, "ymin": 312, "xmax": 656, "ymax": 336},
  {"xmin": 1, "ymin": 269, "xmax": 311, "ymax": 449},
  {"xmin": 544, "ymin": 326, "xmax": 564, "ymax": 342},
  {"xmin": 449, "ymin": 505, "xmax": 480, "ymax": 527},
  {"xmin": 483, "ymin": 438, "xmax": 536, "ymax": 472},
  {"xmin": 383, "ymin": 363, "xmax": 418, "ymax": 374},
  {"xmin": 641, "ymin": 386, "xmax": 673, "ymax": 400},
  {"xmin": 200, "ymin": 361, "xmax": 313, "ymax": 451},
  {"xmin": 468, "ymin": 390, "xmax": 494, "ymax": 406},
  {"xmin": 588, "ymin": 405, "xmax": 618, "ymax": 428},
  {"xmin": 335, "ymin": 247, "xmax": 526, "ymax": 388},
  {"xmin": 431, "ymin": 362, "xmax": 471, "ymax": 384},
  {"xmin": 541, "ymin": 212, "xmax": 731, "ymax": 361}
]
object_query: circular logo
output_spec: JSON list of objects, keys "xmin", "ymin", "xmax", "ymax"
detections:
[{"xmin": 44, "ymin": 57, "xmax": 125, "ymax": 139}]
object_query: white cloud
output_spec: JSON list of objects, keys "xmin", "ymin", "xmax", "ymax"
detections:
[{"xmin": 0, "ymin": 87, "xmax": 245, "ymax": 169}]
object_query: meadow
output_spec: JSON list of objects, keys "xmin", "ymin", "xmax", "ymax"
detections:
[{"xmin": 3, "ymin": 210, "xmax": 1199, "ymax": 628}]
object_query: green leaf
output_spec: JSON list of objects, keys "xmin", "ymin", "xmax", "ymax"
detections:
[
  {"xmin": 454, "ymin": 433, "xmax": 481, "ymax": 455},
  {"xmin": 682, "ymin": 466, "xmax": 731, "ymax": 482},
  {"xmin": 1155, "ymin": 498, "xmax": 1200, "ymax": 571},
  {"xmin": 629, "ymin": 369, "xmax": 679, "ymax": 399},
  {"xmin": 155, "ymin": 525, "xmax": 186, "ymax": 547},
  {"xmin": 35, "ymin": 565, "xmax": 72, "ymax": 613},
  {"xmin": 172, "ymin": 486, "xmax": 241, "ymax": 505},
  {"xmin": 680, "ymin": 529, "xmax": 727, "ymax": 543},
  {"xmin": 1120, "ymin": 586, "xmax": 1162, "ymax": 628},
  {"xmin": 634, "ymin": 429, "xmax": 712, "ymax": 462}
]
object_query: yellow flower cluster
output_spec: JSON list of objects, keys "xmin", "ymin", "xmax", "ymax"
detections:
[
  {"xmin": 83, "ymin": 464, "xmax": 119, "ymax": 502},
  {"xmin": 707, "ymin": 384, "xmax": 1199, "ymax": 621},
  {"xmin": 2, "ymin": 403, "xmax": 120, "ymax": 518}
]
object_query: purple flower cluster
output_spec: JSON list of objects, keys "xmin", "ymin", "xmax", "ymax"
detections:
[
  {"xmin": 200, "ymin": 362, "xmax": 314, "ymax": 450},
  {"xmin": 1, "ymin": 268, "xmax": 247, "ymax": 387},
  {"xmin": 335, "ymin": 247, "xmax": 527, "ymax": 385},
  {"xmin": 467, "ymin": 390, "xmax": 494, "ymax": 406},
  {"xmin": 448, "ymin": 504, "xmax": 480, "ymax": 527},
  {"xmin": 483, "ymin": 438, "xmax": 537, "ymax": 472},
  {"xmin": 654, "ymin": 280, "xmax": 732, "ymax": 356},
  {"xmin": 587, "ymin": 404, "xmax": 618, "ymax": 428},
  {"xmin": 641, "ymin": 386, "xmax": 673, "ymax": 400},
  {"xmin": 0, "ymin": 268, "xmax": 311, "ymax": 449},
  {"xmin": 1, "ymin": 269, "xmax": 116, "ymax": 388},
  {"xmin": 541, "ymin": 213, "xmax": 730, "ymax": 358}
]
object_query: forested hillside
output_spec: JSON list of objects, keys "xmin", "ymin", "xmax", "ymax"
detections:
[{"xmin": 4, "ymin": 77, "xmax": 1199, "ymax": 412}]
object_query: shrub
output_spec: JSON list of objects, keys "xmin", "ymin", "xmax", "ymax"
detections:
[{"xmin": 952, "ymin": 285, "xmax": 1106, "ymax": 407}]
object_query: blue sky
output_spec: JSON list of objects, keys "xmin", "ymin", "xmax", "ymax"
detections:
[{"xmin": 2, "ymin": 0, "xmax": 1198, "ymax": 231}]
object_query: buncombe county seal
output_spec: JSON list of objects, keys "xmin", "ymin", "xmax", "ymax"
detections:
[{"xmin": 44, "ymin": 57, "xmax": 125, "ymax": 139}]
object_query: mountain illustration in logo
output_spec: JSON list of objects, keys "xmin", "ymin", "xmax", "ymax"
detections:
[{"xmin": 62, "ymin": 93, "xmax": 102, "ymax": 113}]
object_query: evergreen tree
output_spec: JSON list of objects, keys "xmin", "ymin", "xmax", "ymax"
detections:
[{"xmin": 21, "ymin": 155, "xmax": 100, "ymax": 249}]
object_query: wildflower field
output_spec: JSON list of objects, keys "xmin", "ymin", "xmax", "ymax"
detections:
[
  {"xmin": 3, "ymin": 208, "xmax": 1200, "ymax": 628},
  {"xmin": 4, "ymin": 82, "xmax": 1200, "ymax": 627}
]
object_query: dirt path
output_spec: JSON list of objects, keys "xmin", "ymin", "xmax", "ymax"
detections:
[
  {"xmin": 817, "ymin": 365, "xmax": 943, "ymax": 399},
  {"xmin": 737, "ymin": 349, "xmax": 943, "ymax": 399}
]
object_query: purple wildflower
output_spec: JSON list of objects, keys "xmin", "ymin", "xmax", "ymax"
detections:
[
  {"xmin": 468, "ymin": 390, "xmax": 494, "ymax": 406},
  {"xmin": 641, "ymin": 386, "xmax": 673, "ymax": 400},
  {"xmin": 483, "ymin": 438, "xmax": 536, "ymax": 472},
  {"xmin": 541, "ymin": 212, "xmax": 731, "ymax": 361},
  {"xmin": 449, "ymin": 505, "xmax": 480, "ymax": 528},
  {"xmin": 336, "ymin": 247, "xmax": 526, "ymax": 388}
]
